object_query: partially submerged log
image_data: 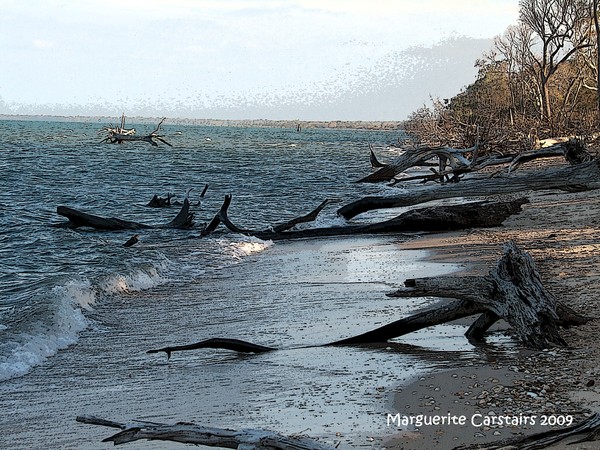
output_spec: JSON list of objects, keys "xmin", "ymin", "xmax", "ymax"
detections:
[
  {"xmin": 99, "ymin": 116, "xmax": 173, "ymax": 147},
  {"xmin": 369, "ymin": 144, "xmax": 387, "ymax": 168},
  {"xmin": 147, "ymin": 242, "xmax": 588, "ymax": 359},
  {"xmin": 76, "ymin": 415, "xmax": 337, "ymax": 449},
  {"xmin": 338, "ymin": 158, "xmax": 600, "ymax": 219},
  {"xmin": 55, "ymin": 206, "xmax": 152, "ymax": 230},
  {"xmin": 147, "ymin": 193, "xmax": 172, "ymax": 208},
  {"xmin": 55, "ymin": 199, "xmax": 194, "ymax": 230},
  {"xmin": 147, "ymin": 338, "xmax": 276, "ymax": 360},
  {"xmin": 201, "ymin": 195, "xmax": 527, "ymax": 240}
]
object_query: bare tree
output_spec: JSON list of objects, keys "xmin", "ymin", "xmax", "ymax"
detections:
[{"xmin": 518, "ymin": 0, "xmax": 592, "ymax": 127}]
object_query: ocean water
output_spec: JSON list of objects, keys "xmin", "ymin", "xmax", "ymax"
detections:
[{"xmin": 0, "ymin": 119, "xmax": 486, "ymax": 449}]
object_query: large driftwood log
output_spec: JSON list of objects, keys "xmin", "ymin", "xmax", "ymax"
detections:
[
  {"xmin": 76, "ymin": 416, "xmax": 337, "ymax": 449},
  {"xmin": 360, "ymin": 144, "xmax": 477, "ymax": 183},
  {"xmin": 361, "ymin": 138, "xmax": 589, "ymax": 184},
  {"xmin": 55, "ymin": 199, "xmax": 194, "ymax": 230},
  {"xmin": 338, "ymin": 158, "xmax": 600, "ymax": 219},
  {"xmin": 201, "ymin": 195, "xmax": 527, "ymax": 240},
  {"xmin": 147, "ymin": 242, "xmax": 588, "ymax": 360},
  {"xmin": 55, "ymin": 206, "xmax": 152, "ymax": 230},
  {"xmin": 507, "ymin": 139, "xmax": 592, "ymax": 173}
]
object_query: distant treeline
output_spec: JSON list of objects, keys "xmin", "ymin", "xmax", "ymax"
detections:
[
  {"xmin": 403, "ymin": 0, "xmax": 600, "ymax": 153},
  {"xmin": 0, "ymin": 114, "xmax": 402, "ymax": 131}
]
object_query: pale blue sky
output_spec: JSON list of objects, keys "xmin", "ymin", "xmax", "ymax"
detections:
[{"xmin": 0, "ymin": 0, "xmax": 520, "ymax": 120}]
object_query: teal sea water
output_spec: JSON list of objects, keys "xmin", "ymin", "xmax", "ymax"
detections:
[{"xmin": 0, "ymin": 119, "xmax": 490, "ymax": 449}]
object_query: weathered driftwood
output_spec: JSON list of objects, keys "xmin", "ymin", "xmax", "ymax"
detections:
[
  {"xmin": 507, "ymin": 139, "xmax": 592, "ymax": 173},
  {"xmin": 454, "ymin": 412, "xmax": 600, "ymax": 450},
  {"xmin": 55, "ymin": 206, "xmax": 152, "ymax": 230},
  {"xmin": 359, "ymin": 144, "xmax": 477, "ymax": 183},
  {"xmin": 55, "ymin": 199, "xmax": 194, "ymax": 230},
  {"xmin": 100, "ymin": 116, "xmax": 172, "ymax": 147},
  {"xmin": 148, "ymin": 338, "xmax": 276, "ymax": 359},
  {"xmin": 201, "ymin": 197, "xmax": 337, "ymax": 238},
  {"xmin": 369, "ymin": 144, "xmax": 387, "ymax": 168},
  {"xmin": 200, "ymin": 195, "xmax": 527, "ymax": 240},
  {"xmin": 147, "ymin": 193, "xmax": 172, "ymax": 208},
  {"xmin": 387, "ymin": 241, "xmax": 588, "ymax": 349},
  {"xmin": 147, "ymin": 242, "xmax": 588, "ymax": 359},
  {"xmin": 338, "ymin": 158, "xmax": 600, "ymax": 219},
  {"xmin": 362, "ymin": 138, "xmax": 590, "ymax": 184},
  {"xmin": 76, "ymin": 415, "xmax": 337, "ymax": 449}
]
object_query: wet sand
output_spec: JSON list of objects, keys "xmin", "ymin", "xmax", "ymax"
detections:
[
  {"xmin": 385, "ymin": 185, "xmax": 600, "ymax": 450},
  {"xmin": 0, "ymin": 235, "xmax": 470, "ymax": 450}
]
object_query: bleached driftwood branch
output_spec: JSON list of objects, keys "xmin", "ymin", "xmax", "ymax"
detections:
[{"xmin": 76, "ymin": 415, "xmax": 337, "ymax": 449}]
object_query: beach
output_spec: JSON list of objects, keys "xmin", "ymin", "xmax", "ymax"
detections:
[{"xmin": 385, "ymin": 185, "xmax": 600, "ymax": 449}]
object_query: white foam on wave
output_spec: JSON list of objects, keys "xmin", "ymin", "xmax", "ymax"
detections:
[
  {"xmin": 0, "ymin": 260, "xmax": 173, "ymax": 381},
  {"xmin": 0, "ymin": 281, "xmax": 92, "ymax": 381},
  {"xmin": 99, "ymin": 266, "xmax": 169, "ymax": 295},
  {"xmin": 219, "ymin": 236, "xmax": 274, "ymax": 261}
]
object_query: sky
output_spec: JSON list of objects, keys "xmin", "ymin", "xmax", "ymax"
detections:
[{"xmin": 0, "ymin": 0, "xmax": 520, "ymax": 121}]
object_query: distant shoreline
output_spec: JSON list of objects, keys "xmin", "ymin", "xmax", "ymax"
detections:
[{"xmin": 0, "ymin": 114, "xmax": 404, "ymax": 131}]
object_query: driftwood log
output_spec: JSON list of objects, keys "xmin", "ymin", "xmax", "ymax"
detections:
[
  {"xmin": 147, "ymin": 242, "xmax": 588, "ymax": 360},
  {"xmin": 201, "ymin": 195, "xmax": 527, "ymax": 240},
  {"xmin": 360, "ymin": 143, "xmax": 478, "ymax": 183},
  {"xmin": 76, "ymin": 416, "xmax": 336, "ymax": 449},
  {"xmin": 362, "ymin": 139, "xmax": 591, "ymax": 184},
  {"xmin": 99, "ymin": 116, "xmax": 172, "ymax": 147},
  {"xmin": 55, "ymin": 199, "xmax": 194, "ymax": 230},
  {"xmin": 338, "ymin": 158, "xmax": 600, "ymax": 219}
]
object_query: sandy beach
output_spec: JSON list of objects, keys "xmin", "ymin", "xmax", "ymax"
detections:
[{"xmin": 384, "ymin": 182, "xmax": 600, "ymax": 449}]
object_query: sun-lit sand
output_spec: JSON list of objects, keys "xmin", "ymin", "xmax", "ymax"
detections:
[{"xmin": 385, "ymin": 183, "xmax": 600, "ymax": 450}]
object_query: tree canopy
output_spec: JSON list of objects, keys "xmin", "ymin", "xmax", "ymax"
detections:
[{"xmin": 404, "ymin": 0, "xmax": 600, "ymax": 153}]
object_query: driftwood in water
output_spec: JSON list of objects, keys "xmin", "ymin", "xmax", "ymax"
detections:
[
  {"xmin": 147, "ymin": 338, "xmax": 276, "ymax": 359},
  {"xmin": 200, "ymin": 195, "xmax": 527, "ymax": 240},
  {"xmin": 147, "ymin": 242, "xmax": 587, "ymax": 360},
  {"xmin": 455, "ymin": 413, "xmax": 600, "ymax": 450},
  {"xmin": 56, "ymin": 199, "xmax": 194, "ymax": 230},
  {"xmin": 99, "ymin": 116, "xmax": 172, "ymax": 147},
  {"xmin": 369, "ymin": 144, "xmax": 387, "ymax": 168},
  {"xmin": 338, "ymin": 158, "xmax": 600, "ymax": 219},
  {"xmin": 55, "ymin": 206, "xmax": 152, "ymax": 230},
  {"xmin": 201, "ymin": 197, "xmax": 337, "ymax": 237},
  {"xmin": 76, "ymin": 415, "xmax": 336, "ymax": 450},
  {"xmin": 147, "ymin": 193, "xmax": 172, "ymax": 208}
]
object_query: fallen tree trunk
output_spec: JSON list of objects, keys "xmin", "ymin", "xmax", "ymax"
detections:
[
  {"xmin": 361, "ymin": 139, "xmax": 588, "ymax": 184},
  {"xmin": 55, "ymin": 206, "xmax": 152, "ymax": 230},
  {"xmin": 146, "ymin": 242, "xmax": 588, "ymax": 360},
  {"xmin": 55, "ymin": 199, "xmax": 194, "ymax": 230},
  {"xmin": 507, "ymin": 139, "xmax": 592, "ymax": 173},
  {"xmin": 386, "ymin": 241, "xmax": 588, "ymax": 349},
  {"xmin": 338, "ymin": 158, "xmax": 600, "ymax": 219},
  {"xmin": 359, "ymin": 144, "xmax": 477, "ymax": 183},
  {"xmin": 76, "ymin": 416, "xmax": 337, "ymax": 449},
  {"xmin": 201, "ymin": 196, "xmax": 527, "ymax": 240}
]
